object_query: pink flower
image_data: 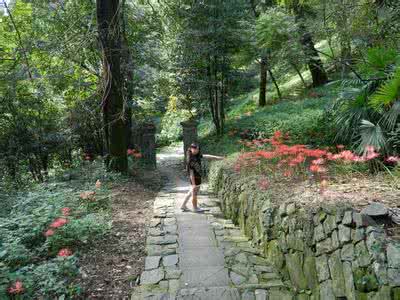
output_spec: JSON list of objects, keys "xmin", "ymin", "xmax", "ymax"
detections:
[
  {"xmin": 283, "ymin": 170, "xmax": 293, "ymax": 177},
  {"xmin": 127, "ymin": 149, "xmax": 134, "ymax": 155},
  {"xmin": 44, "ymin": 229, "xmax": 55, "ymax": 237},
  {"xmin": 58, "ymin": 248, "xmax": 73, "ymax": 257},
  {"xmin": 312, "ymin": 158, "xmax": 325, "ymax": 165},
  {"xmin": 310, "ymin": 165, "xmax": 327, "ymax": 173},
  {"xmin": 336, "ymin": 145, "xmax": 345, "ymax": 149},
  {"xmin": 8, "ymin": 280, "xmax": 24, "ymax": 294},
  {"xmin": 386, "ymin": 156, "xmax": 400, "ymax": 163},
  {"xmin": 50, "ymin": 218, "xmax": 68, "ymax": 228},
  {"xmin": 61, "ymin": 207, "xmax": 70, "ymax": 216}
]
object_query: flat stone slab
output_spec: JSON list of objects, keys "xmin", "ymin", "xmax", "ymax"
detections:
[
  {"xmin": 148, "ymin": 235, "xmax": 178, "ymax": 245},
  {"xmin": 140, "ymin": 268, "xmax": 164, "ymax": 285},
  {"xmin": 179, "ymin": 248, "xmax": 225, "ymax": 267},
  {"xmin": 180, "ymin": 266, "xmax": 230, "ymax": 288},
  {"xmin": 361, "ymin": 202, "xmax": 388, "ymax": 217},
  {"xmin": 163, "ymin": 254, "xmax": 179, "ymax": 267},
  {"xmin": 177, "ymin": 287, "xmax": 240, "ymax": 300},
  {"xmin": 145, "ymin": 256, "xmax": 161, "ymax": 270}
]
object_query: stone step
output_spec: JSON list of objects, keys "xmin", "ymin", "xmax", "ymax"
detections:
[{"xmin": 177, "ymin": 286, "xmax": 240, "ymax": 300}]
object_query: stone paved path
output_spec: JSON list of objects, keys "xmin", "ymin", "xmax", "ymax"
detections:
[{"xmin": 131, "ymin": 145, "xmax": 294, "ymax": 300}]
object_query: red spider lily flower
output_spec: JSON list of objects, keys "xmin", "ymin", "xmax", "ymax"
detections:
[
  {"xmin": 312, "ymin": 158, "xmax": 325, "ymax": 165},
  {"xmin": 309, "ymin": 165, "xmax": 327, "ymax": 173},
  {"xmin": 363, "ymin": 145, "xmax": 380, "ymax": 160},
  {"xmin": 8, "ymin": 280, "xmax": 24, "ymax": 295},
  {"xmin": 44, "ymin": 229, "xmax": 55, "ymax": 237},
  {"xmin": 283, "ymin": 170, "xmax": 293, "ymax": 177},
  {"xmin": 256, "ymin": 150, "xmax": 276, "ymax": 159},
  {"xmin": 61, "ymin": 207, "xmax": 70, "ymax": 216},
  {"xmin": 50, "ymin": 218, "xmax": 68, "ymax": 228},
  {"xmin": 58, "ymin": 248, "xmax": 73, "ymax": 257},
  {"xmin": 258, "ymin": 178, "xmax": 269, "ymax": 190},
  {"xmin": 365, "ymin": 145, "xmax": 375, "ymax": 153},
  {"xmin": 386, "ymin": 156, "xmax": 400, "ymax": 163},
  {"xmin": 338, "ymin": 150, "xmax": 357, "ymax": 161},
  {"xmin": 304, "ymin": 149, "xmax": 327, "ymax": 158},
  {"xmin": 289, "ymin": 155, "xmax": 305, "ymax": 166}
]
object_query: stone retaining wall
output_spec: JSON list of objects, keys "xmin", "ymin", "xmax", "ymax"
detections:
[{"xmin": 208, "ymin": 162, "xmax": 400, "ymax": 299}]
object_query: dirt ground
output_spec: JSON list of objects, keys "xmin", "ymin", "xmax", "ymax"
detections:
[{"xmin": 75, "ymin": 170, "xmax": 165, "ymax": 299}]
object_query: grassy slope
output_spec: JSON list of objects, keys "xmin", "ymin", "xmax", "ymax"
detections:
[{"xmin": 199, "ymin": 75, "xmax": 340, "ymax": 156}]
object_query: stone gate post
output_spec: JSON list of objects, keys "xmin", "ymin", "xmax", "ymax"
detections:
[
  {"xmin": 180, "ymin": 120, "xmax": 198, "ymax": 163},
  {"xmin": 140, "ymin": 122, "xmax": 156, "ymax": 169}
]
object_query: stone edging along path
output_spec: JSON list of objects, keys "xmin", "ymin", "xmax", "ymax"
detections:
[{"xmin": 131, "ymin": 149, "xmax": 295, "ymax": 300}]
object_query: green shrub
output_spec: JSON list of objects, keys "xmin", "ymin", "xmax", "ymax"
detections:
[{"xmin": 0, "ymin": 162, "xmax": 114, "ymax": 298}]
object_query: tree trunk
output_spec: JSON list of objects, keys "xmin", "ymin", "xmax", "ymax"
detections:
[
  {"xmin": 121, "ymin": 0, "xmax": 134, "ymax": 149},
  {"xmin": 290, "ymin": 62, "xmax": 306, "ymax": 88},
  {"xmin": 267, "ymin": 67, "xmax": 282, "ymax": 100},
  {"xmin": 259, "ymin": 55, "xmax": 267, "ymax": 106},
  {"xmin": 97, "ymin": 0, "xmax": 127, "ymax": 173},
  {"xmin": 300, "ymin": 31, "xmax": 329, "ymax": 87},
  {"xmin": 340, "ymin": 40, "xmax": 352, "ymax": 78}
]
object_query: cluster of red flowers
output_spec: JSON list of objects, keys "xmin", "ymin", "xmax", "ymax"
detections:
[
  {"xmin": 235, "ymin": 131, "xmax": 391, "ymax": 190},
  {"xmin": 8, "ymin": 280, "xmax": 24, "ymax": 295},
  {"xmin": 58, "ymin": 248, "xmax": 73, "ymax": 257},
  {"xmin": 44, "ymin": 208, "xmax": 70, "ymax": 238},
  {"xmin": 127, "ymin": 149, "xmax": 143, "ymax": 158}
]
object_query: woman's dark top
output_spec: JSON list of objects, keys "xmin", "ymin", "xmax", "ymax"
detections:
[{"xmin": 187, "ymin": 154, "xmax": 202, "ymax": 185}]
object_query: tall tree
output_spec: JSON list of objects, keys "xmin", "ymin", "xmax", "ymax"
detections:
[
  {"xmin": 96, "ymin": 0, "xmax": 127, "ymax": 172},
  {"xmin": 249, "ymin": 0, "xmax": 273, "ymax": 106},
  {"xmin": 287, "ymin": 0, "xmax": 329, "ymax": 87}
]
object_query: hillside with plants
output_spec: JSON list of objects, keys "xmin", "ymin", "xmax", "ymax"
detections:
[{"xmin": 1, "ymin": 0, "xmax": 400, "ymax": 298}]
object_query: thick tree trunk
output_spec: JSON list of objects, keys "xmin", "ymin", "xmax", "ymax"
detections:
[
  {"xmin": 121, "ymin": 1, "xmax": 134, "ymax": 149},
  {"xmin": 259, "ymin": 55, "xmax": 267, "ymax": 107},
  {"xmin": 97, "ymin": 0, "xmax": 127, "ymax": 173},
  {"xmin": 300, "ymin": 31, "xmax": 329, "ymax": 87}
]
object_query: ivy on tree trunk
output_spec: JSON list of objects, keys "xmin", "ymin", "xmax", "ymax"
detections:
[{"xmin": 97, "ymin": 0, "xmax": 127, "ymax": 173}]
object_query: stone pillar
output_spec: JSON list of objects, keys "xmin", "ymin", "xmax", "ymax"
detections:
[
  {"xmin": 140, "ymin": 123, "xmax": 156, "ymax": 169},
  {"xmin": 180, "ymin": 120, "xmax": 198, "ymax": 163}
]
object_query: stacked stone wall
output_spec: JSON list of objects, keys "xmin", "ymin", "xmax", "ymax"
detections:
[{"xmin": 208, "ymin": 162, "xmax": 400, "ymax": 299}]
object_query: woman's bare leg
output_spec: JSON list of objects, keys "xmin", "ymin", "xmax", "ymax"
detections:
[
  {"xmin": 181, "ymin": 188, "xmax": 192, "ymax": 209},
  {"xmin": 192, "ymin": 185, "xmax": 200, "ymax": 208}
]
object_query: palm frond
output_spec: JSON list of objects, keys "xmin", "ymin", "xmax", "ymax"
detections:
[
  {"xmin": 357, "ymin": 120, "xmax": 387, "ymax": 154},
  {"xmin": 370, "ymin": 68, "xmax": 400, "ymax": 109},
  {"xmin": 381, "ymin": 100, "xmax": 400, "ymax": 131}
]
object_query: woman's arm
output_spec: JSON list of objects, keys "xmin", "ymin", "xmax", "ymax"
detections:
[{"xmin": 203, "ymin": 154, "xmax": 225, "ymax": 160}]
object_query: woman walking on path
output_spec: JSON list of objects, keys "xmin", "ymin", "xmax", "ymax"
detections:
[{"xmin": 181, "ymin": 143, "xmax": 224, "ymax": 212}]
